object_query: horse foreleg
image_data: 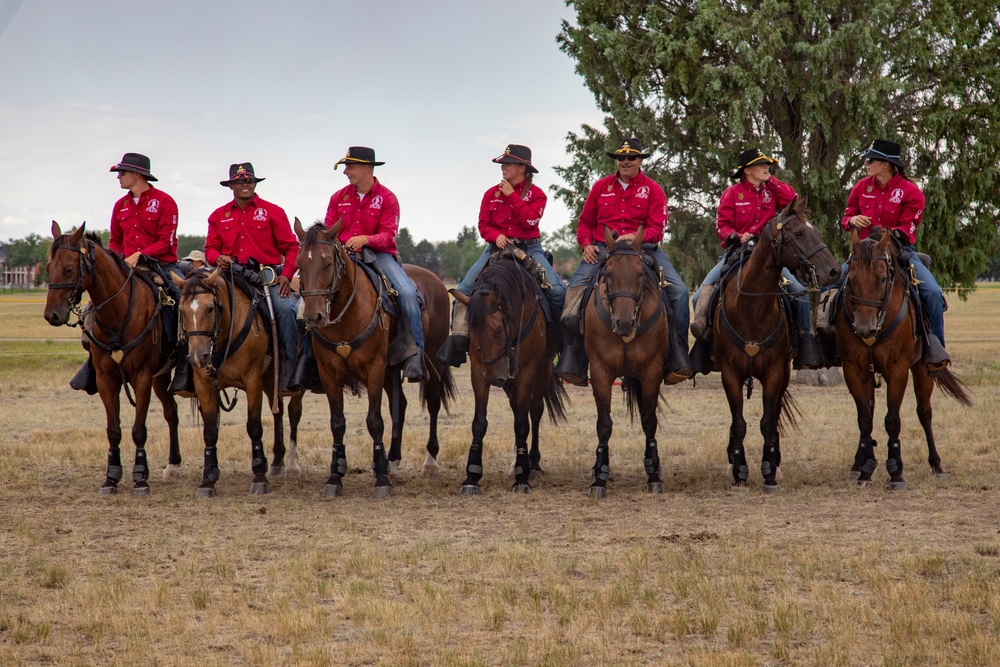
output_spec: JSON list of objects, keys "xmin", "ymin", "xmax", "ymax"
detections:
[
  {"xmin": 245, "ymin": 381, "xmax": 269, "ymax": 495},
  {"xmin": 98, "ymin": 374, "xmax": 124, "ymax": 495},
  {"xmin": 589, "ymin": 365, "xmax": 614, "ymax": 499},
  {"xmin": 269, "ymin": 393, "xmax": 287, "ymax": 477},
  {"xmin": 509, "ymin": 378, "xmax": 533, "ymax": 493},
  {"xmin": 323, "ymin": 388, "xmax": 347, "ymax": 498},
  {"xmin": 528, "ymin": 392, "xmax": 545, "ymax": 479},
  {"xmin": 911, "ymin": 365, "xmax": 944, "ymax": 478},
  {"xmin": 364, "ymin": 376, "xmax": 391, "ymax": 499},
  {"xmin": 385, "ymin": 371, "xmax": 407, "ymax": 479},
  {"xmin": 721, "ymin": 368, "xmax": 749, "ymax": 486},
  {"xmin": 883, "ymin": 368, "xmax": 910, "ymax": 490},
  {"xmin": 286, "ymin": 391, "xmax": 304, "ymax": 478},
  {"xmin": 195, "ymin": 380, "xmax": 221, "ymax": 498},
  {"xmin": 460, "ymin": 373, "xmax": 491, "ymax": 496},
  {"xmin": 641, "ymin": 371, "xmax": 664, "ymax": 493},
  {"xmin": 843, "ymin": 361, "xmax": 878, "ymax": 485},
  {"xmin": 128, "ymin": 373, "xmax": 155, "ymax": 496},
  {"xmin": 759, "ymin": 391, "xmax": 782, "ymax": 493},
  {"xmin": 153, "ymin": 374, "xmax": 182, "ymax": 480}
]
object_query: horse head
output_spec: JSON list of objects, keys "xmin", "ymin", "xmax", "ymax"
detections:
[
  {"xmin": 844, "ymin": 227, "xmax": 898, "ymax": 342},
  {"xmin": 768, "ymin": 198, "xmax": 841, "ymax": 287},
  {"xmin": 174, "ymin": 267, "xmax": 225, "ymax": 369},
  {"xmin": 44, "ymin": 221, "xmax": 92, "ymax": 326},
  {"xmin": 294, "ymin": 217, "xmax": 346, "ymax": 328},
  {"xmin": 600, "ymin": 224, "xmax": 649, "ymax": 340}
]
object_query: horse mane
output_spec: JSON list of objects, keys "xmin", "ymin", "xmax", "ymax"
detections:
[
  {"xmin": 303, "ymin": 222, "xmax": 334, "ymax": 247},
  {"xmin": 180, "ymin": 268, "xmax": 216, "ymax": 298},
  {"xmin": 467, "ymin": 258, "xmax": 535, "ymax": 332},
  {"xmin": 854, "ymin": 227, "xmax": 897, "ymax": 267}
]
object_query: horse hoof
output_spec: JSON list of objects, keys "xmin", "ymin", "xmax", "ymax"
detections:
[
  {"xmin": 162, "ymin": 464, "xmax": 181, "ymax": 481},
  {"xmin": 99, "ymin": 485, "xmax": 117, "ymax": 496},
  {"xmin": 589, "ymin": 486, "xmax": 608, "ymax": 500},
  {"xmin": 421, "ymin": 455, "xmax": 440, "ymax": 477},
  {"xmin": 762, "ymin": 483, "xmax": 780, "ymax": 494},
  {"xmin": 373, "ymin": 485, "xmax": 394, "ymax": 500},
  {"xmin": 270, "ymin": 465, "xmax": 285, "ymax": 478},
  {"xmin": 511, "ymin": 483, "xmax": 531, "ymax": 494},
  {"xmin": 646, "ymin": 482, "xmax": 665, "ymax": 494},
  {"xmin": 935, "ymin": 472, "xmax": 948, "ymax": 482},
  {"xmin": 133, "ymin": 485, "xmax": 150, "ymax": 497},
  {"xmin": 250, "ymin": 481, "xmax": 270, "ymax": 495},
  {"xmin": 847, "ymin": 470, "xmax": 861, "ymax": 481},
  {"xmin": 856, "ymin": 480, "xmax": 873, "ymax": 489},
  {"xmin": 322, "ymin": 484, "xmax": 343, "ymax": 499},
  {"xmin": 889, "ymin": 481, "xmax": 908, "ymax": 491},
  {"xmin": 196, "ymin": 487, "xmax": 216, "ymax": 499},
  {"xmin": 459, "ymin": 484, "xmax": 480, "ymax": 496},
  {"xmin": 731, "ymin": 481, "xmax": 749, "ymax": 491},
  {"xmin": 388, "ymin": 460, "xmax": 400, "ymax": 482}
]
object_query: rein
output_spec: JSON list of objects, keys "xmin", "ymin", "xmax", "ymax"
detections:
[{"xmin": 475, "ymin": 293, "xmax": 540, "ymax": 379}]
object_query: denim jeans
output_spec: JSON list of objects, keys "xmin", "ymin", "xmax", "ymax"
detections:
[
  {"xmin": 457, "ymin": 241, "xmax": 567, "ymax": 317},
  {"xmin": 267, "ymin": 283, "xmax": 301, "ymax": 363},
  {"xmin": 567, "ymin": 243, "xmax": 689, "ymax": 336},
  {"xmin": 376, "ymin": 252, "xmax": 424, "ymax": 350}
]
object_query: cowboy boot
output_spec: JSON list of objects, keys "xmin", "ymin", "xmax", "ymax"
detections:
[
  {"xmin": 402, "ymin": 350, "xmax": 428, "ymax": 383},
  {"xmin": 554, "ymin": 285, "xmax": 588, "ymax": 386},
  {"xmin": 663, "ymin": 325, "xmax": 695, "ymax": 384},
  {"xmin": 436, "ymin": 300, "xmax": 469, "ymax": 368},
  {"xmin": 690, "ymin": 283, "xmax": 716, "ymax": 342},
  {"xmin": 69, "ymin": 354, "xmax": 98, "ymax": 395},
  {"xmin": 922, "ymin": 333, "xmax": 951, "ymax": 375},
  {"xmin": 289, "ymin": 334, "xmax": 323, "ymax": 392},
  {"xmin": 796, "ymin": 331, "xmax": 823, "ymax": 369},
  {"xmin": 168, "ymin": 345, "xmax": 195, "ymax": 396}
]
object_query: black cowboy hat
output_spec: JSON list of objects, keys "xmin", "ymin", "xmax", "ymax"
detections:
[
  {"xmin": 858, "ymin": 139, "xmax": 906, "ymax": 170},
  {"xmin": 492, "ymin": 144, "xmax": 538, "ymax": 174},
  {"xmin": 220, "ymin": 162, "xmax": 265, "ymax": 186},
  {"xmin": 730, "ymin": 148, "xmax": 778, "ymax": 180},
  {"xmin": 607, "ymin": 138, "xmax": 651, "ymax": 159},
  {"xmin": 109, "ymin": 152, "xmax": 157, "ymax": 182},
  {"xmin": 334, "ymin": 146, "xmax": 385, "ymax": 170}
]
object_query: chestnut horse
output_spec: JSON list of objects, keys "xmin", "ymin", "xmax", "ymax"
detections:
[
  {"xmin": 294, "ymin": 220, "xmax": 455, "ymax": 498},
  {"xmin": 173, "ymin": 267, "xmax": 305, "ymax": 497},
  {"xmin": 451, "ymin": 252, "xmax": 567, "ymax": 494},
  {"xmin": 582, "ymin": 225, "xmax": 670, "ymax": 498},
  {"xmin": 43, "ymin": 222, "xmax": 180, "ymax": 495},
  {"xmin": 712, "ymin": 198, "xmax": 841, "ymax": 491},
  {"xmin": 836, "ymin": 228, "xmax": 971, "ymax": 489}
]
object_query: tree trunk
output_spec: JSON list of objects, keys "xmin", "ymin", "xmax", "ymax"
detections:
[{"xmin": 795, "ymin": 368, "xmax": 843, "ymax": 386}]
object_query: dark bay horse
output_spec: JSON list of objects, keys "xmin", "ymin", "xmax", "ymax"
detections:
[
  {"xmin": 43, "ymin": 222, "xmax": 180, "ymax": 495},
  {"xmin": 836, "ymin": 228, "xmax": 971, "ymax": 489},
  {"xmin": 450, "ymin": 252, "xmax": 567, "ymax": 494},
  {"xmin": 294, "ymin": 220, "xmax": 455, "ymax": 498},
  {"xmin": 582, "ymin": 225, "xmax": 670, "ymax": 498},
  {"xmin": 172, "ymin": 267, "xmax": 304, "ymax": 497},
  {"xmin": 712, "ymin": 198, "xmax": 841, "ymax": 491}
]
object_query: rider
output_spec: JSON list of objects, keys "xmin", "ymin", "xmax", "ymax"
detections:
[
  {"xmin": 70, "ymin": 153, "xmax": 180, "ymax": 394},
  {"xmin": 837, "ymin": 139, "xmax": 950, "ymax": 372},
  {"xmin": 554, "ymin": 137, "xmax": 694, "ymax": 386},
  {"xmin": 437, "ymin": 144, "xmax": 566, "ymax": 367},
  {"xmin": 323, "ymin": 146, "xmax": 427, "ymax": 382},
  {"xmin": 188, "ymin": 162, "xmax": 301, "ymax": 393},
  {"xmin": 690, "ymin": 148, "xmax": 822, "ymax": 368}
]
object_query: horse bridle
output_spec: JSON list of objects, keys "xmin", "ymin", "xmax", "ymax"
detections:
[
  {"xmin": 47, "ymin": 238, "xmax": 132, "ymax": 317},
  {"xmin": 843, "ymin": 243, "xmax": 905, "ymax": 344},
  {"xmin": 761, "ymin": 210, "xmax": 829, "ymax": 292},
  {"xmin": 598, "ymin": 246, "xmax": 650, "ymax": 341},
  {"xmin": 475, "ymin": 294, "xmax": 539, "ymax": 379},
  {"xmin": 298, "ymin": 238, "xmax": 360, "ymax": 327}
]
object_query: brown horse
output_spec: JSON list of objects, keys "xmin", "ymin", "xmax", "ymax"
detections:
[
  {"xmin": 836, "ymin": 228, "xmax": 971, "ymax": 489},
  {"xmin": 712, "ymin": 198, "xmax": 841, "ymax": 491},
  {"xmin": 43, "ymin": 222, "xmax": 180, "ymax": 495},
  {"xmin": 581, "ymin": 224, "xmax": 671, "ymax": 498},
  {"xmin": 294, "ymin": 220, "xmax": 455, "ymax": 498},
  {"xmin": 450, "ymin": 252, "xmax": 567, "ymax": 494},
  {"xmin": 172, "ymin": 267, "xmax": 305, "ymax": 497}
]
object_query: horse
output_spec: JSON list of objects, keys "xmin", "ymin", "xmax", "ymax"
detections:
[
  {"xmin": 294, "ymin": 219, "xmax": 456, "ymax": 498},
  {"xmin": 450, "ymin": 251, "xmax": 567, "ymax": 494},
  {"xmin": 711, "ymin": 198, "xmax": 842, "ymax": 491},
  {"xmin": 835, "ymin": 227, "xmax": 971, "ymax": 489},
  {"xmin": 172, "ymin": 266, "xmax": 305, "ymax": 497},
  {"xmin": 579, "ymin": 224, "xmax": 673, "ymax": 499},
  {"xmin": 43, "ymin": 222, "xmax": 180, "ymax": 495}
]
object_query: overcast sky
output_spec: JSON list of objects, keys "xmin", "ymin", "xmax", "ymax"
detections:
[{"xmin": 0, "ymin": 0, "xmax": 603, "ymax": 245}]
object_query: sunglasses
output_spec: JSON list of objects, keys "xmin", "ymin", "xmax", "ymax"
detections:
[{"xmin": 615, "ymin": 156, "xmax": 640, "ymax": 162}]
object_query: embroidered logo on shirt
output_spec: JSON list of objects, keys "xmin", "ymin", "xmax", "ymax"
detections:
[
  {"xmin": 889, "ymin": 188, "xmax": 903, "ymax": 204},
  {"xmin": 737, "ymin": 192, "xmax": 744, "ymax": 201},
  {"xmin": 253, "ymin": 208, "xmax": 268, "ymax": 222},
  {"xmin": 762, "ymin": 190, "xmax": 772, "ymax": 204},
  {"xmin": 636, "ymin": 186, "xmax": 650, "ymax": 199},
  {"xmin": 146, "ymin": 199, "xmax": 160, "ymax": 213},
  {"xmin": 370, "ymin": 195, "xmax": 383, "ymax": 210}
]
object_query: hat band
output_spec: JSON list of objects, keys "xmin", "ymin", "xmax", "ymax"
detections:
[
  {"xmin": 865, "ymin": 148, "xmax": 901, "ymax": 159},
  {"xmin": 615, "ymin": 146, "xmax": 643, "ymax": 154}
]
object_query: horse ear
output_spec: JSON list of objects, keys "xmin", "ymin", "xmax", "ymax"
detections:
[
  {"xmin": 205, "ymin": 267, "xmax": 221, "ymax": 285},
  {"xmin": 51, "ymin": 221, "xmax": 62, "ymax": 238},
  {"xmin": 170, "ymin": 272, "xmax": 186, "ymax": 289},
  {"xmin": 328, "ymin": 217, "xmax": 343, "ymax": 239},
  {"xmin": 448, "ymin": 288, "xmax": 470, "ymax": 306},
  {"xmin": 877, "ymin": 229, "xmax": 892, "ymax": 250},
  {"xmin": 603, "ymin": 225, "xmax": 615, "ymax": 247},
  {"xmin": 293, "ymin": 217, "xmax": 306, "ymax": 241},
  {"xmin": 850, "ymin": 228, "xmax": 861, "ymax": 251},
  {"xmin": 69, "ymin": 223, "xmax": 86, "ymax": 246},
  {"xmin": 632, "ymin": 224, "xmax": 645, "ymax": 250},
  {"xmin": 780, "ymin": 196, "xmax": 797, "ymax": 219}
]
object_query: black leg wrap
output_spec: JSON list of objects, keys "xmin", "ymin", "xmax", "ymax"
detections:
[
  {"xmin": 251, "ymin": 443, "xmax": 268, "ymax": 475},
  {"xmin": 132, "ymin": 449, "xmax": 149, "ymax": 483},
  {"xmin": 204, "ymin": 447, "xmax": 220, "ymax": 483},
  {"xmin": 331, "ymin": 444, "xmax": 347, "ymax": 477},
  {"xmin": 643, "ymin": 440, "xmax": 660, "ymax": 476},
  {"xmin": 593, "ymin": 444, "xmax": 610, "ymax": 482},
  {"xmin": 886, "ymin": 439, "xmax": 903, "ymax": 477}
]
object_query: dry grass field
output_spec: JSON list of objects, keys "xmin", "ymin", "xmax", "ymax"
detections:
[{"xmin": 2, "ymin": 287, "xmax": 1000, "ymax": 666}]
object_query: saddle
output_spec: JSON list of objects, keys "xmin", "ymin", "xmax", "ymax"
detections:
[
  {"xmin": 353, "ymin": 248, "xmax": 426, "ymax": 320},
  {"xmin": 575, "ymin": 242, "xmax": 661, "ymax": 331},
  {"xmin": 485, "ymin": 242, "xmax": 556, "ymax": 323}
]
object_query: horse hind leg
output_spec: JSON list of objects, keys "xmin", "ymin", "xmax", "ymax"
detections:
[
  {"xmin": 528, "ymin": 396, "xmax": 545, "ymax": 480},
  {"xmin": 759, "ymin": 393, "xmax": 782, "ymax": 493},
  {"xmin": 286, "ymin": 392, "xmax": 304, "ymax": 478},
  {"xmin": 153, "ymin": 374, "xmax": 181, "ymax": 480},
  {"xmin": 912, "ymin": 367, "xmax": 945, "ymax": 479},
  {"xmin": 420, "ymin": 373, "xmax": 443, "ymax": 477},
  {"xmin": 386, "ymin": 372, "xmax": 407, "ymax": 481},
  {"xmin": 269, "ymin": 395, "xmax": 287, "ymax": 477}
]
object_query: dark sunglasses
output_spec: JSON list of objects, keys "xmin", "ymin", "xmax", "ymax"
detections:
[{"xmin": 615, "ymin": 156, "xmax": 640, "ymax": 162}]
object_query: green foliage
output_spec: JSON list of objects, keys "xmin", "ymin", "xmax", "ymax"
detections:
[
  {"xmin": 437, "ymin": 226, "xmax": 485, "ymax": 282},
  {"xmin": 2, "ymin": 233, "xmax": 48, "ymax": 268},
  {"xmin": 558, "ymin": 0, "xmax": 1000, "ymax": 291},
  {"xmin": 396, "ymin": 228, "xmax": 416, "ymax": 263},
  {"xmin": 177, "ymin": 235, "xmax": 206, "ymax": 258}
]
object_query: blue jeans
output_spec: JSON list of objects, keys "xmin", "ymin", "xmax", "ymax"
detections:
[
  {"xmin": 376, "ymin": 252, "xmax": 424, "ymax": 350},
  {"xmin": 267, "ymin": 283, "xmax": 300, "ymax": 363},
  {"xmin": 568, "ymin": 243, "xmax": 689, "ymax": 337},
  {"xmin": 692, "ymin": 257, "xmax": 810, "ymax": 330},
  {"xmin": 457, "ymin": 241, "xmax": 567, "ymax": 317}
]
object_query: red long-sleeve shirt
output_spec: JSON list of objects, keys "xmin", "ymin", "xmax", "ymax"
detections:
[
  {"xmin": 205, "ymin": 195, "xmax": 299, "ymax": 280},
  {"xmin": 324, "ymin": 178, "xmax": 400, "ymax": 255},
  {"xmin": 716, "ymin": 177, "xmax": 796, "ymax": 245},
  {"xmin": 840, "ymin": 174, "xmax": 925, "ymax": 245},
  {"xmin": 109, "ymin": 186, "xmax": 178, "ymax": 262},
  {"xmin": 576, "ymin": 171, "xmax": 667, "ymax": 248},
  {"xmin": 478, "ymin": 181, "xmax": 546, "ymax": 243}
]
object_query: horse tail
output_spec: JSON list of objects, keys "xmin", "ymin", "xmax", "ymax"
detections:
[
  {"xmin": 777, "ymin": 389, "xmax": 803, "ymax": 436},
  {"xmin": 543, "ymin": 372, "xmax": 569, "ymax": 424},
  {"xmin": 622, "ymin": 376, "xmax": 643, "ymax": 423},
  {"xmin": 421, "ymin": 362, "xmax": 458, "ymax": 413},
  {"xmin": 934, "ymin": 368, "xmax": 973, "ymax": 406}
]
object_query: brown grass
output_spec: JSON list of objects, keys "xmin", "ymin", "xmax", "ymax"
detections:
[{"xmin": 1, "ymin": 288, "xmax": 1000, "ymax": 665}]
